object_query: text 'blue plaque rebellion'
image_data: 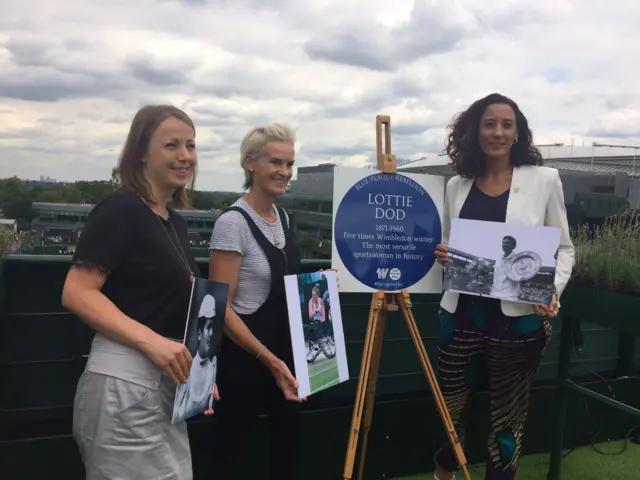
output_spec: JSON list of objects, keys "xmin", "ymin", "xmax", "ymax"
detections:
[{"xmin": 333, "ymin": 172, "xmax": 442, "ymax": 291}]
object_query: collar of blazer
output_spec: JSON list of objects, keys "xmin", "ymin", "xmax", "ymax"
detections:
[{"xmin": 448, "ymin": 165, "xmax": 544, "ymax": 224}]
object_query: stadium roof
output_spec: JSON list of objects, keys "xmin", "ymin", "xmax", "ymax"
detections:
[
  {"xmin": 278, "ymin": 194, "xmax": 332, "ymax": 202},
  {"xmin": 31, "ymin": 202, "xmax": 219, "ymax": 217},
  {"xmin": 399, "ymin": 154, "xmax": 640, "ymax": 177},
  {"xmin": 544, "ymin": 156, "xmax": 639, "ymax": 176},
  {"xmin": 32, "ymin": 202, "xmax": 95, "ymax": 213}
]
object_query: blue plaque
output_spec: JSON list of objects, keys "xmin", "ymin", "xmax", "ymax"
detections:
[{"xmin": 333, "ymin": 172, "xmax": 441, "ymax": 291}]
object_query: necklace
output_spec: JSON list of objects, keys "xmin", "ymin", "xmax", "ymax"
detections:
[
  {"xmin": 138, "ymin": 194, "xmax": 194, "ymax": 282},
  {"xmin": 155, "ymin": 213, "xmax": 195, "ymax": 282},
  {"xmin": 243, "ymin": 196, "xmax": 281, "ymax": 247},
  {"xmin": 267, "ymin": 221, "xmax": 281, "ymax": 247}
]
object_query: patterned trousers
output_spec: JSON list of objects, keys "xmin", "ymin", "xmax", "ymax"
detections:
[{"xmin": 434, "ymin": 298, "xmax": 551, "ymax": 479}]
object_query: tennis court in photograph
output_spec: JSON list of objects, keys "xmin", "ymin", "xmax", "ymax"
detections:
[{"xmin": 308, "ymin": 355, "xmax": 339, "ymax": 393}]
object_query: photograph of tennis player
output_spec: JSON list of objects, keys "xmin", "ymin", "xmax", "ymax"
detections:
[
  {"xmin": 172, "ymin": 277, "xmax": 228, "ymax": 424},
  {"xmin": 284, "ymin": 270, "xmax": 349, "ymax": 397},
  {"xmin": 301, "ymin": 272, "xmax": 339, "ymax": 392},
  {"xmin": 444, "ymin": 218, "xmax": 561, "ymax": 305}
]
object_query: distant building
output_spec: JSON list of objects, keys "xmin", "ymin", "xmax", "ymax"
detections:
[
  {"xmin": 30, "ymin": 202, "xmax": 219, "ymax": 249},
  {"xmin": 277, "ymin": 153, "xmax": 640, "ymax": 256},
  {"xmin": 287, "ymin": 154, "xmax": 640, "ymax": 209},
  {"xmin": 399, "ymin": 153, "xmax": 640, "ymax": 210},
  {"xmin": 288, "ymin": 163, "xmax": 336, "ymax": 197},
  {"xmin": 22, "ymin": 153, "xmax": 639, "ymax": 259},
  {"xmin": 278, "ymin": 164, "xmax": 335, "ymax": 257}
]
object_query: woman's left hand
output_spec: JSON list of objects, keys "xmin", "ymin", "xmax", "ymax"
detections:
[
  {"xmin": 533, "ymin": 295, "xmax": 558, "ymax": 318},
  {"xmin": 204, "ymin": 383, "xmax": 220, "ymax": 416},
  {"xmin": 270, "ymin": 358, "xmax": 307, "ymax": 403}
]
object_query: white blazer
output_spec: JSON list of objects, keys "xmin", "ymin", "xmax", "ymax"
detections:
[{"xmin": 440, "ymin": 165, "xmax": 575, "ymax": 317}]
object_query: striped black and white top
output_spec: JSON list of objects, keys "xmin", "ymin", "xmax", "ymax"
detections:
[{"xmin": 209, "ymin": 198, "xmax": 289, "ymax": 315}]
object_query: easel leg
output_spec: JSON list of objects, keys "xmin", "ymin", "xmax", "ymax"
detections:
[
  {"xmin": 356, "ymin": 296, "xmax": 387, "ymax": 480},
  {"xmin": 343, "ymin": 291, "xmax": 384, "ymax": 480},
  {"xmin": 397, "ymin": 290, "xmax": 471, "ymax": 480}
]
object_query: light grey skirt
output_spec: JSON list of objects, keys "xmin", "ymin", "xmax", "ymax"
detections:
[{"xmin": 72, "ymin": 333, "xmax": 192, "ymax": 480}]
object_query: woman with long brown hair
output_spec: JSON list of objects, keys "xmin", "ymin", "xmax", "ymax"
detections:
[
  {"xmin": 62, "ymin": 105, "xmax": 216, "ymax": 480},
  {"xmin": 430, "ymin": 93, "xmax": 574, "ymax": 480}
]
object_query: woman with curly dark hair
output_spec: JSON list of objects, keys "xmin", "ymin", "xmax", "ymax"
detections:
[{"xmin": 430, "ymin": 93, "xmax": 575, "ymax": 480}]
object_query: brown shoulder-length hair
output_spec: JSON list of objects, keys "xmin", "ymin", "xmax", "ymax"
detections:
[{"xmin": 117, "ymin": 105, "xmax": 197, "ymax": 209}]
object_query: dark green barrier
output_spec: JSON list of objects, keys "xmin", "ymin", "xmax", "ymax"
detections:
[
  {"xmin": 0, "ymin": 261, "xmax": 4, "ymax": 307},
  {"xmin": 0, "ymin": 255, "xmax": 637, "ymax": 480},
  {"xmin": 0, "ymin": 255, "xmax": 628, "ymax": 409}
]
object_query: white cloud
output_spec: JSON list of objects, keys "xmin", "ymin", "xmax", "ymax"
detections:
[{"xmin": 0, "ymin": 0, "xmax": 639, "ymax": 191}]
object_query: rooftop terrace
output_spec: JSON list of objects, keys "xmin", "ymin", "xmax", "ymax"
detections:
[{"xmin": 0, "ymin": 254, "xmax": 638, "ymax": 479}]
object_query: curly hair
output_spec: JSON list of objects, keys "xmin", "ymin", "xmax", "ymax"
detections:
[{"xmin": 444, "ymin": 93, "xmax": 543, "ymax": 178}]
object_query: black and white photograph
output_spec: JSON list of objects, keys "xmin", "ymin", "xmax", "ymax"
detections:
[
  {"xmin": 172, "ymin": 278, "xmax": 228, "ymax": 424},
  {"xmin": 444, "ymin": 218, "xmax": 561, "ymax": 305}
]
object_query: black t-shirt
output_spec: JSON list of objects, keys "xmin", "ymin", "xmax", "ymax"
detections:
[
  {"xmin": 72, "ymin": 187, "xmax": 201, "ymax": 339},
  {"xmin": 459, "ymin": 182, "xmax": 509, "ymax": 223}
]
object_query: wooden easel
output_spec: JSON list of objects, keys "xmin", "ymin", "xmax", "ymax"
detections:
[{"xmin": 342, "ymin": 116, "xmax": 471, "ymax": 480}]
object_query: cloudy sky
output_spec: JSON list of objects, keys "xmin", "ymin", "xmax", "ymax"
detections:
[{"xmin": 1, "ymin": 0, "xmax": 639, "ymax": 192}]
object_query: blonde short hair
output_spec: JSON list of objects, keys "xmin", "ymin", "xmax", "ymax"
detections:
[{"xmin": 240, "ymin": 123, "xmax": 296, "ymax": 190}]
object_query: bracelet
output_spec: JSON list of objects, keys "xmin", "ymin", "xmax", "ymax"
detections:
[{"xmin": 256, "ymin": 345, "xmax": 267, "ymax": 359}]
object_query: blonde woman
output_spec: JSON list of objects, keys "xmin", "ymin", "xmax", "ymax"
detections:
[
  {"xmin": 209, "ymin": 124, "xmax": 304, "ymax": 480},
  {"xmin": 308, "ymin": 284, "xmax": 325, "ymax": 323}
]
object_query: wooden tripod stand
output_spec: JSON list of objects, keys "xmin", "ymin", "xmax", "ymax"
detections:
[{"xmin": 342, "ymin": 116, "xmax": 470, "ymax": 480}]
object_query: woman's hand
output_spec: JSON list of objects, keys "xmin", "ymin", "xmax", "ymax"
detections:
[
  {"xmin": 269, "ymin": 358, "xmax": 307, "ymax": 403},
  {"xmin": 533, "ymin": 294, "xmax": 559, "ymax": 318},
  {"xmin": 434, "ymin": 244, "xmax": 449, "ymax": 265},
  {"xmin": 140, "ymin": 334, "xmax": 193, "ymax": 384},
  {"xmin": 204, "ymin": 384, "xmax": 220, "ymax": 416}
]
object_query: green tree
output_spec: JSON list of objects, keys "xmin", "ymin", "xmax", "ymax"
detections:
[
  {"xmin": 109, "ymin": 167, "xmax": 121, "ymax": 189},
  {"xmin": 190, "ymin": 190, "xmax": 226, "ymax": 211},
  {"xmin": 74, "ymin": 181, "xmax": 116, "ymax": 203},
  {"xmin": 38, "ymin": 190, "xmax": 67, "ymax": 203},
  {"xmin": 0, "ymin": 173, "xmax": 240, "ymax": 228},
  {"xmin": 0, "ymin": 177, "xmax": 36, "ymax": 229}
]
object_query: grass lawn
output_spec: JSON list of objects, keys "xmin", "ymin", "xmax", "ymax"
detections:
[
  {"xmin": 308, "ymin": 356, "xmax": 339, "ymax": 393},
  {"xmin": 394, "ymin": 439, "xmax": 640, "ymax": 479}
]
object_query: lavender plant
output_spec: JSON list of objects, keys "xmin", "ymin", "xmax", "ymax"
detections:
[
  {"xmin": 571, "ymin": 208, "xmax": 640, "ymax": 295},
  {"xmin": 0, "ymin": 227, "xmax": 13, "ymax": 260}
]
